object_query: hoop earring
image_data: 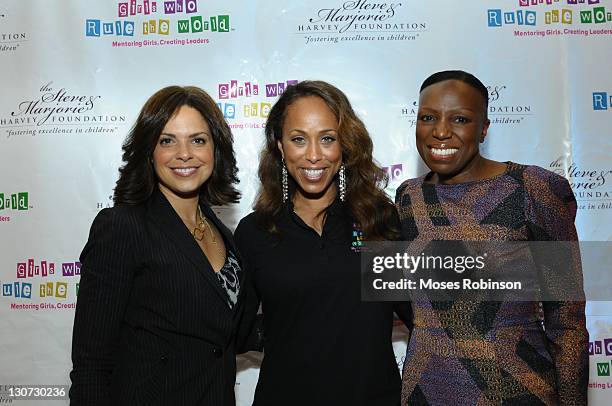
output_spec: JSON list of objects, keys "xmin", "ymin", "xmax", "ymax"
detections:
[
  {"xmin": 282, "ymin": 159, "xmax": 288, "ymax": 203},
  {"xmin": 339, "ymin": 164, "xmax": 346, "ymax": 202}
]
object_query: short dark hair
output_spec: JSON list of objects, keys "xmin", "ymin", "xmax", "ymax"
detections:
[
  {"xmin": 114, "ymin": 86, "xmax": 240, "ymax": 206},
  {"xmin": 420, "ymin": 70, "xmax": 489, "ymax": 114}
]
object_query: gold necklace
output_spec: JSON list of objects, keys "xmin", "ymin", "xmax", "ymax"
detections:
[{"xmin": 192, "ymin": 205, "xmax": 217, "ymax": 244}]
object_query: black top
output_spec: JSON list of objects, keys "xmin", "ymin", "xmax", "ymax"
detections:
[{"xmin": 235, "ymin": 201, "xmax": 408, "ymax": 406}]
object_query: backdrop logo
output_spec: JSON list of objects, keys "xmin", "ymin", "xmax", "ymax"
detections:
[
  {"xmin": 216, "ymin": 79, "xmax": 298, "ymax": 127},
  {"xmin": 0, "ymin": 11, "xmax": 28, "ymax": 53},
  {"xmin": 0, "ymin": 32, "xmax": 26, "ymax": 53},
  {"xmin": 383, "ymin": 163, "xmax": 404, "ymax": 182},
  {"xmin": 10, "ymin": 82, "xmax": 100, "ymax": 125},
  {"xmin": 97, "ymin": 194, "xmax": 114, "ymax": 209},
  {"xmin": 590, "ymin": 339, "xmax": 612, "ymax": 356},
  {"xmin": 309, "ymin": 1, "xmax": 403, "ymax": 33},
  {"xmin": 590, "ymin": 340, "xmax": 603, "ymax": 355},
  {"xmin": 605, "ymin": 338, "xmax": 612, "ymax": 356},
  {"xmin": 218, "ymin": 81, "xmax": 259, "ymax": 100},
  {"xmin": 218, "ymin": 80, "xmax": 298, "ymax": 101},
  {"xmin": 16, "ymin": 258, "xmax": 82, "ymax": 279},
  {"xmin": 38, "ymin": 281, "xmax": 70, "ymax": 299},
  {"xmin": 399, "ymin": 101, "xmax": 418, "ymax": 127},
  {"xmin": 2, "ymin": 282, "xmax": 32, "ymax": 299},
  {"xmin": 487, "ymin": 85, "xmax": 533, "ymax": 125},
  {"xmin": 0, "ymin": 258, "xmax": 80, "ymax": 304},
  {"xmin": 487, "ymin": 0, "xmax": 611, "ymax": 37},
  {"xmin": 298, "ymin": 0, "xmax": 426, "ymax": 45},
  {"xmin": 593, "ymin": 92, "xmax": 611, "ymax": 110},
  {"xmin": 383, "ymin": 163, "xmax": 405, "ymax": 196},
  {"xmin": 1, "ymin": 82, "xmax": 126, "ymax": 139},
  {"xmin": 487, "ymin": 9, "xmax": 537, "ymax": 27},
  {"xmin": 550, "ymin": 157, "xmax": 612, "ymax": 211},
  {"xmin": 597, "ymin": 362, "xmax": 611, "ymax": 376},
  {"xmin": 85, "ymin": 0, "xmax": 232, "ymax": 47},
  {"xmin": 1, "ymin": 281, "xmax": 72, "ymax": 300},
  {"xmin": 0, "ymin": 192, "xmax": 29, "ymax": 211},
  {"xmin": 401, "ymin": 86, "xmax": 532, "ymax": 126}
]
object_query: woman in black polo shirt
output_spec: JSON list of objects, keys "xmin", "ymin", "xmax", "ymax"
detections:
[{"xmin": 235, "ymin": 80, "xmax": 410, "ymax": 405}]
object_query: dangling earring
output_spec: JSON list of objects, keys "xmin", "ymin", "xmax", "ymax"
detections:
[
  {"xmin": 339, "ymin": 164, "xmax": 346, "ymax": 202},
  {"xmin": 282, "ymin": 159, "xmax": 288, "ymax": 203}
]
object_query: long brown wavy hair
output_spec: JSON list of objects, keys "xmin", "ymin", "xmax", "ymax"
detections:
[
  {"xmin": 114, "ymin": 86, "xmax": 240, "ymax": 206},
  {"xmin": 254, "ymin": 80, "xmax": 400, "ymax": 240}
]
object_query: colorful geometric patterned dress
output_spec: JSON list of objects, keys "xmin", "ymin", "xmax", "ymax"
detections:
[{"xmin": 395, "ymin": 162, "xmax": 588, "ymax": 405}]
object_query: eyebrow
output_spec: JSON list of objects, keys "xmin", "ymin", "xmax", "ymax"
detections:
[
  {"xmin": 159, "ymin": 131, "xmax": 210, "ymax": 137},
  {"xmin": 287, "ymin": 128, "xmax": 338, "ymax": 134},
  {"xmin": 418, "ymin": 106, "xmax": 477, "ymax": 113}
]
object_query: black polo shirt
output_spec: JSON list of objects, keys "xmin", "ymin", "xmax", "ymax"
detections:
[{"xmin": 235, "ymin": 201, "xmax": 404, "ymax": 406}]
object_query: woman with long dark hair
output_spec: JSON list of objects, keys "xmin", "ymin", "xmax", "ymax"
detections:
[
  {"xmin": 70, "ymin": 86, "xmax": 246, "ymax": 405},
  {"xmin": 235, "ymin": 80, "xmax": 410, "ymax": 405}
]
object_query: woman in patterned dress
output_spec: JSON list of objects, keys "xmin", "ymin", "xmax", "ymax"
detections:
[{"xmin": 396, "ymin": 70, "xmax": 588, "ymax": 405}]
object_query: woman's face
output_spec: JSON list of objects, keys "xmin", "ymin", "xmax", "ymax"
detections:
[
  {"xmin": 153, "ymin": 105, "xmax": 214, "ymax": 201},
  {"xmin": 416, "ymin": 79, "xmax": 490, "ymax": 184},
  {"xmin": 277, "ymin": 96, "xmax": 342, "ymax": 203}
]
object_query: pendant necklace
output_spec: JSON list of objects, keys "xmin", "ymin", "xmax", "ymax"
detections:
[{"xmin": 192, "ymin": 205, "xmax": 217, "ymax": 244}]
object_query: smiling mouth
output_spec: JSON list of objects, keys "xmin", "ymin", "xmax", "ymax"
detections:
[
  {"xmin": 172, "ymin": 167, "xmax": 199, "ymax": 176},
  {"xmin": 301, "ymin": 168, "xmax": 326, "ymax": 180},
  {"xmin": 430, "ymin": 147, "xmax": 458, "ymax": 159}
]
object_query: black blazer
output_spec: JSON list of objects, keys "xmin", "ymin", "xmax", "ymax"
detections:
[{"xmin": 69, "ymin": 189, "xmax": 247, "ymax": 406}]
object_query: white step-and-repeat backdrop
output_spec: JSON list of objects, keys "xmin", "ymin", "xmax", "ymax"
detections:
[{"xmin": 0, "ymin": 0, "xmax": 611, "ymax": 404}]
